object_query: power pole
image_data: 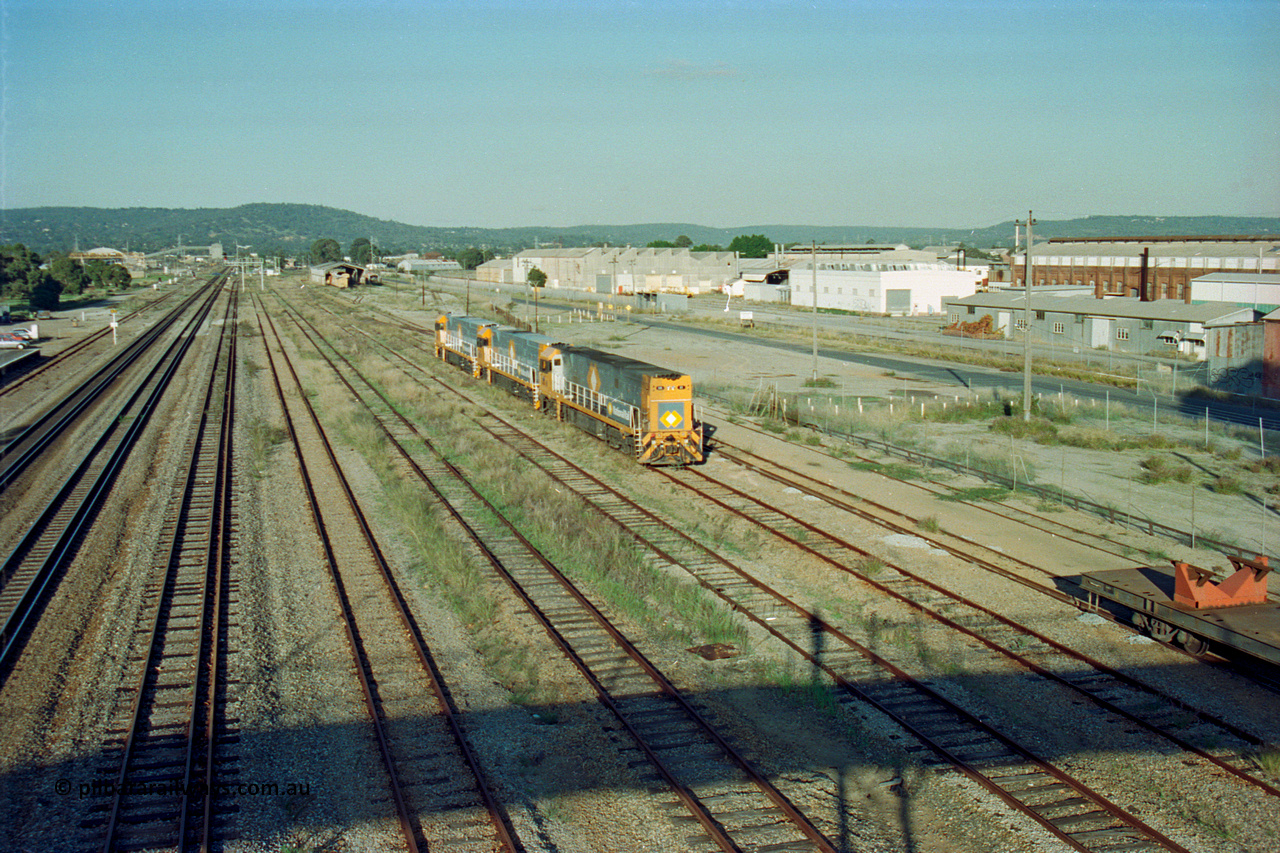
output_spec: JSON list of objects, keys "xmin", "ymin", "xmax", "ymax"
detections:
[
  {"xmin": 1023, "ymin": 211, "xmax": 1036, "ymax": 422},
  {"xmin": 811, "ymin": 240, "xmax": 818, "ymax": 382}
]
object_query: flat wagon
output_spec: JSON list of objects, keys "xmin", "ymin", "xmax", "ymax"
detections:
[{"xmin": 1079, "ymin": 554, "xmax": 1280, "ymax": 665}]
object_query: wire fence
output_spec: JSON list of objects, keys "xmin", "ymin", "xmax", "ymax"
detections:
[{"xmin": 703, "ymin": 388, "xmax": 1277, "ymax": 566}]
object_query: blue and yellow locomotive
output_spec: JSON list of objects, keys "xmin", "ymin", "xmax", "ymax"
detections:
[{"xmin": 435, "ymin": 314, "xmax": 703, "ymax": 466}]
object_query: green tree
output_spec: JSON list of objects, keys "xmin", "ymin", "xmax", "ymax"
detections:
[
  {"xmin": 84, "ymin": 260, "xmax": 132, "ymax": 291},
  {"xmin": 455, "ymin": 247, "xmax": 493, "ymax": 270},
  {"xmin": 727, "ymin": 234, "xmax": 773, "ymax": 258},
  {"xmin": 0, "ymin": 243, "xmax": 41, "ymax": 300},
  {"xmin": 48, "ymin": 252, "xmax": 90, "ymax": 296},
  {"xmin": 28, "ymin": 270, "xmax": 62, "ymax": 310},
  {"xmin": 690, "ymin": 243, "xmax": 723, "ymax": 253},
  {"xmin": 350, "ymin": 237, "xmax": 374, "ymax": 265},
  {"xmin": 646, "ymin": 239, "xmax": 677, "ymax": 249},
  {"xmin": 311, "ymin": 238, "xmax": 342, "ymax": 264},
  {"xmin": 675, "ymin": 235, "xmax": 693, "ymax": 247},
  {"xmin": 527, "ymin": 266, "xmax": 547, "ymax": 288}
]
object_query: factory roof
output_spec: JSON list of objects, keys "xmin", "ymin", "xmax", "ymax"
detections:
[
  {"xmin": 1021, "ymin": 238, "xmax": 1280, "ymax": 259},
  {"xmin": 949, "ymin": 292, "xmax": 1254, "ymax": 323}
]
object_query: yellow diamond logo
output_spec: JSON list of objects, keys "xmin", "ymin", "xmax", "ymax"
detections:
[{"xmin": 661, "ymin": 409, "xmax": 683, "ymax": 429}]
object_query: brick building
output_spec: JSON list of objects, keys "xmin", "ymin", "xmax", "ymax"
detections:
[{"xmin": 1011, "ymin": 236, "xmax": 1279, "ymax": 302}]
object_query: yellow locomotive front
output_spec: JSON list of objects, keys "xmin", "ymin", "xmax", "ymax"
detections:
[{"xmin": 637, "ymin": 373, "xmax": 703, "ymax": 465}]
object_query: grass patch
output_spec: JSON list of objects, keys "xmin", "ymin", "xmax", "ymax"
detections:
[
  {"xmin": 939, "ymin": 485, "xmax": 1010, "ymax": 503},
  {"xmin": 855, "ymin": 557, "xmax": 884, "ymax": 576},
  {"xmin": 990, "ymin": 415, "xmax": 1059, "ymax": 444},
  {"xmin": 1209, "ymin": 475, "xmax": 1244, "ymax": 495},
  {"xmin": 245, "ymin": 419, "xmax": 287, "ymax": 478},
  {"xmin": 1250, "ymin": 747, "xmax": 1280, "ymax": 779},
  {"xmin": 1138, "ymin": 455, "xmax": 1193, "ymax": 484}
]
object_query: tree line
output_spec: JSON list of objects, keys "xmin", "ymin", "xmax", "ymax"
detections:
[
  {"xmin": 308, "ymin": 237, "xmax": 496, "ymax": 270},
  {"xmin": 646, "ymin": 234, "xmax": 774, "ymax": 257},
  {"xmin": 1, "ymin": 243, "xmax": 133, "ymax": 310}
]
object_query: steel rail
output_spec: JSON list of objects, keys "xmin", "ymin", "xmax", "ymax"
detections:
[
  {"xmin": 323, "ymin": 330, "xmax": 1200, "ymax": 853},
  {"xmin": 713, "ymin": 391, "xmax": 1278, "ymax": 566},
  {"xmin": 712, "ymin": 442, "xmax": 1280, "ymax": 740},
  {"xmin": 0, "ymin": 287, "xmax": 181, "ymax": 400},
  {"xmin": 437, "ymin": 405, "xmax": 1199, "ymax": 853},
  {"xmin": 0, "ymin": 280, "xmax": 213, "ymax": 487},
  {"xmin": 700, "ymin": 406, "xmax": 1280, "ymax": 691},
  {"xmin": 0, "ymin": 280, "xmax": 226, "ymax": 677},
  {"xmin": 276, "ymin": 298, "xmax": 836, "ymax": 853},
  {"xmin": 256, "ymin": 296, "xmax": 525, "ymax": 852},
  {"xmin": 663, "ymin": 460, "xmax": 1280, "ymax": 794},
  {"xmin": 253, "ymin": 300, "xmax": 423, "ymax": 853},
  {"xmin": 99, "ymin": 285, "xmax": 238, "ymax": 852}
]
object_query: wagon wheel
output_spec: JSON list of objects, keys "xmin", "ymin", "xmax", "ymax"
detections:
[
  {"xmin": 1176, "ymin": 630, "xmax": 1209, "ymax": 656},
  {"xmin": 1147, "ymin": 618, "xmax": 1177, "ymax": 642}
]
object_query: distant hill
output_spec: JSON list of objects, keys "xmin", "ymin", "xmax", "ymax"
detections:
[{"xmin": 1, "ymin": 204, "xmax": 1277, "ymax": 258}]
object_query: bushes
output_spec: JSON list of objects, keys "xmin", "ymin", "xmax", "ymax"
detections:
[
  {"xmin": 990, "ymin": 415, "xmax": 1058, "ymax": 444},
  {"xmin": 1138, "ymin": 455, "xmax": 1192, "ymax": 484}
]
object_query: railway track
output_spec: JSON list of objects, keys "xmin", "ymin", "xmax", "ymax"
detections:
[
  {"xmin": 277, "ymin": 292, "xmax": 1223, "ymax": 853},
  {"xmin": 706, "ymin": 437, "xmax": 1280, "ymax": 662},
  {"xmin": 254, "ymin": 296, "xmax": 521, "ymax": 852},
  {"xmin": 0, "ymin": 287, "xmax": 181, "ymax": 402},
  {"xmin": 0, "ymin": 282, "xmax": 214, "ymax": 491},
  {"xmin": 85, "ymin": 284, "xmax": 241, "ymax": 851},
  {"xmin": 276, "ymin": 287, "xmax": 1276, "ymax": 849},
  {"xmin": 274, "ymin": 297, "xmax": 841, "ymax": 852},
  {"xmin": 709, "ymin": 408, "xmax": 1280, "ymax": 591},
  {"xmin": 0, "ymin": 279, "xmax": 226, "ymax": 677}
]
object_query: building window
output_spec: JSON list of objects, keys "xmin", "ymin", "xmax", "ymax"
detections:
[
  {"xmin": 1035, "ymin": 310, "xmax": 1045, "ymax": 320},
  {"xmin": 1015, "ymin": 319, "xmax": 1028, "ymax": 331},
  {"xmin": 1116, "ymin": 327, "xmax": 1130, "ymax": 341},
  {"xmin": 1053, "ymin": 322, "xmax": 1065, "ymax": 335},
  {"xmin": 1141, "ymin": 319, "xmax": 1153, "ymax": 330},
  {"xmin": 967, "ymin": 306, "xmax": 976, "ymax": 315},
  {"xmin": 949, "ymin": 313, "xmax": 960, "ymax": 324}
]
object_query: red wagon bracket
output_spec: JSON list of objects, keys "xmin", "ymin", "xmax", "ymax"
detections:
[{"xmin": 1173, "ymin": 555, "xmax": 1270, "ymax": 609}]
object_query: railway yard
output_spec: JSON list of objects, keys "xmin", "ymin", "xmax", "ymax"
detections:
[{"xmin": 2, "ymin": 270, "xmax": 1279, "ymax": 853}]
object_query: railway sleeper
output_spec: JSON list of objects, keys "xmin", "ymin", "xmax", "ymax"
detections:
[{"xmin": 1029, "ymin": 796, "xmax": 1092, "ymax": 814}]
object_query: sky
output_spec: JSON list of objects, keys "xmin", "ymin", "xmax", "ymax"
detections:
[{"xmin": 3, "ymin": 0, "xmax": 1278, "ymax": 230}]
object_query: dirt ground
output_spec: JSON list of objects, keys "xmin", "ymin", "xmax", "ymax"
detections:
[{"xmin": 500, "ymin": 302, "xmax": 1279, "ymax": 572}]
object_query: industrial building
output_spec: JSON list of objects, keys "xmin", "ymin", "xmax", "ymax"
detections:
[
  {"xmin": 397, "ymin": 258, "xmax": 462, "ymax": 273},
  {"xmin": 943, "ymin": 292, "xmax": 1255, "ymax": 361},
  {"xmin": 1188, "ymin": 273, "xmax": 1280, "ymax": 312},
  {"xmin": 309, "ymin": 261, "xmax": 365, "ymax": 288},
  {"xmin": 477, "ymin": 247, "xmax": 740, "ymax": 294},
  {"xmin": 1010, "ymin": 236, "xmax": 1279, "ymax": 301},
  {"xmin": 788, "ymin": 252, "xmax": 983, "ymax": 316}
]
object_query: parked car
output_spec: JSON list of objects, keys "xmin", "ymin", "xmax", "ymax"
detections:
[
  {"xmin": 0, "ymin": 333, "xmax": 28, "ymax": 349},
  {"xmin": 8, "ymin": 327, "xmax": 34, "ymax": 340}
]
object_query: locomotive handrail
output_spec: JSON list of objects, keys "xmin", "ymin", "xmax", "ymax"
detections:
[{"xmin": 561, "ymin": 378, "xmax": 636, "ymax": 425}]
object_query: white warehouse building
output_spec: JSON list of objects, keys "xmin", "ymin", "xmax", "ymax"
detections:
[{"xmin": 788, "ymin": 260, "xmax": 983, "ymax": 316}]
